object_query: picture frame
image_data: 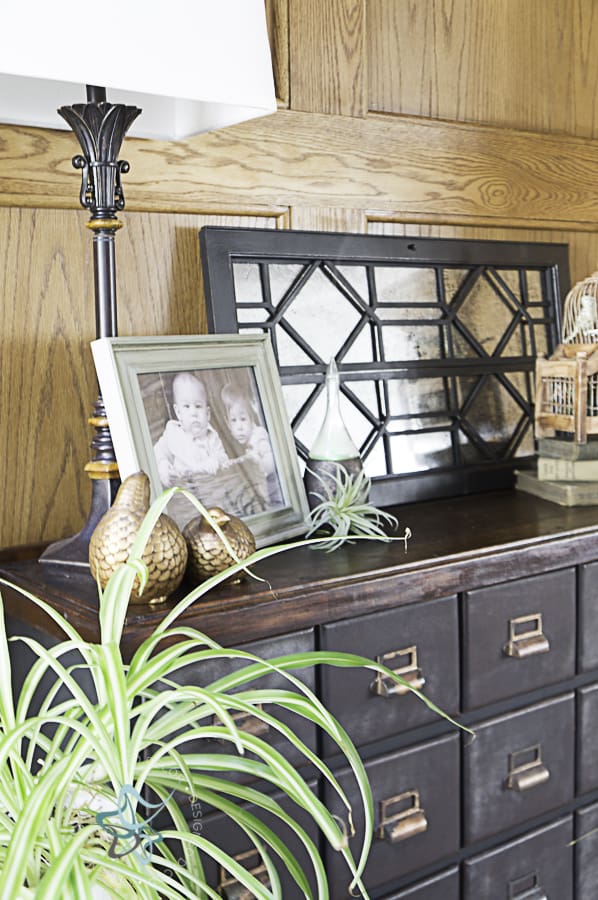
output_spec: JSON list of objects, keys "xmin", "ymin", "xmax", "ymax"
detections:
[
  {"xmin": 200, "ymin": 226, "xmax": 569, "ymax": 505},
  {"xmin": 91, "ymin": 334, "xmax": 310, "ymax": 547}
]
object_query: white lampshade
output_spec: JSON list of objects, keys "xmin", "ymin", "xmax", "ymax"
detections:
[{"xmin": 0, "ymin": 0, "xmax": 276, "ymax": 139}]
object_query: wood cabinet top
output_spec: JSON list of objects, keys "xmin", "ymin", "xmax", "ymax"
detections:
[{"xmin": 2, "ymin": 490, "xmax": 598, "ymax": 653}]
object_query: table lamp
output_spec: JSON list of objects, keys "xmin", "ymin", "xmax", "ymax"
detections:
[{"xmin": 0, "ymin": 0, "xmax": 276, "ymax": 566}]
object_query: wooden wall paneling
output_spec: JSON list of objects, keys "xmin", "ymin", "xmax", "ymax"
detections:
[
  {"xmin": 4, "ymin": 114, "xmax": 598, "ymax": 229},
  {"xmin": 0, "ymin": 122, "xmax": 293, "ymax": 216},
  {"xmin": 366, "ymin": 218, "xmax": 598, "ymax": 288},
  {"xmin": 116, "ymin": 212, "xmax": 204, "ymax": 337},
  {"xmin": 563, "ymin": 230, "xmax": 598, "ymax": 288},
  {"xmin": 367, "ymin": 0, "xmax": 598, "ymax": 139},
  {"xmin": 0, "ymin": 125, "xmax": 84, "ymax": 209},
  {"xmin": 288, "ymin": 0, "xmax": 366, "ymax": 115},
  {"xmin": 289, "ymin": 206, "xmax": 366, "ymax": 233},
  {"xmin": 0, "ymin": 208, "xmax": 96, "ymax": 546},
  {"xmin": 117, "ymin": 211, "xmax": 285, "ymax": 336},
  {"xmin": 265, "ymin": 0, "xmax": 290, "ymax": 106},
  {"xmin": 0, "ymin": 208, "xmax": 285, "ymax": 548}
]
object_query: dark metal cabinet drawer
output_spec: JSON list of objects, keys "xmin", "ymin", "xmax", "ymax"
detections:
[
  {"xmin": 171, "ymin": 629, "xmax": 317, "ymax": 772},
  {"xmin": 579, "ymin": 562, "xmax": 598, "ymax": 671},
  {"xmin": 463, "ymin": 693, "xmax": 575, "ymax": 844},
  {"xmin": 464, "ymin": 816, "xmax": 573, "ymax": 900},
  {"xmin": 576, "ymin": 801, "xmax": 598, "ymax": 900},
  {"xmin": 320, "ymin": 596, "xmax": 459, "ymax": 749},
  {"xmin": 323, "ymin": 734, "xmax": 460, "ymax": 898},
  {"xmin": 577, "ymin": 683, "xmax": 598, "ymax": 794},
  {"xmin": 383, "ymin": 866, "xmax": 459, "ymax": 900},
  {"xmin": 463, "ymin": 568, "xmax": 576, "ymax": 710},
  {"xmin": 194, "ymin": 783, "xmax": 319, "ymax": 899}
]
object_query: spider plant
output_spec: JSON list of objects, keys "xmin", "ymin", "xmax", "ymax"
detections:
[
  {"xmin": 0, "ymin": 487, "xmax": 451, "ymax": 899},
  {"xmin": 306, "ymin": 464, "xmax": 410, "ymax": 552}
]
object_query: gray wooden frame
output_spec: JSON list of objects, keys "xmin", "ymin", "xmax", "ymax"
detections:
[{"xmin": 91, "ymin": 334, "xmax": 310, "ymax": 547}]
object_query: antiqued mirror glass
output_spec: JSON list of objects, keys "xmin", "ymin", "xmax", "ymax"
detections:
[{"xmin": 200, "ymin": 228, "xmax": 568, "ymax": 505}]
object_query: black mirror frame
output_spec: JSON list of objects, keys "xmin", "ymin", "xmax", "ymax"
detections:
[{"xmin": 200, "ymin": 226, "xmax": 569, "ymax": 506}]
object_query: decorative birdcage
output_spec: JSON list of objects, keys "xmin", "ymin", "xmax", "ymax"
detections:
[
  {"xmin": 535, "ymin": 271, "xmax": 598, "ymax": 443},
  {"xmin": 535, "ymin": 345, "xmax": 598, "ymax": 443}
]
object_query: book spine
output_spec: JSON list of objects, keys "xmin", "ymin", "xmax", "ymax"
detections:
[
  {"xmin": 537, "ymin": 457, "xmax": 598, "ymax": 481},
  {"xmin": 537, "ymin": 438, "xmax": 598, "ymax": 461}
]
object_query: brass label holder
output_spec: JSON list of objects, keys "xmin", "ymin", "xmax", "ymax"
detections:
[
  {"xmin": 378, "ymin": 789, "xmax": 428, "ymax": 843},
  {"xmin": 219, "ymin": 848, "xmax": 270, "ymax": 899},
  {"xmin": 508, "ymin": 870, "xmax": 547, "ymax": 899},
  {"xmin": 370, "ymin": 646, "xmax": 426, "ymax": 697},
  {"xmin": 503, "ymin": 613, "xmax": 550, "ymax": 658},
  {"xmin": 212, "ymin": 704, "xmax": 269, "ymax": 742},
  {"xmin": 505, "ymin": 744, "xmax": 550, "ymax": 792}
]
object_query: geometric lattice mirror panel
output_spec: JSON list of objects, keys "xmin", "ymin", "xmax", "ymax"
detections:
[{"xmin": 200, "ymin": 227, "xmax": 568, "ymax": 505}]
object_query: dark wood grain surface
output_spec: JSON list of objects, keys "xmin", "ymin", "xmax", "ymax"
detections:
[{"xmin": 2, "ymin": 490, "xmax": 598, "ymax": 656}]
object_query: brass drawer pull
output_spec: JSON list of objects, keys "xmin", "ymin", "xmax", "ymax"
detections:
[
  {"xmin": 505, "ymin": 744, "xmax": 550, "ymax": 792},
  {"xmin": 370, "ymin": 646, "xmax": 426, "ymax": 697},
  {"xmin": 378, "ymin": 789, "xmax": 428, "ymax": 844},
  {"xmin": 503, "ymin": 614, "xmax": 550, "ymax": 659},
  {"xmin": 212, "ymin": 705, "xmax": 270, "ymax": 741},
  {"xmin": 219, "ymin": 848, "xmax": 270, "ymax": 899},
  {"xmin": 508, "ymin": 871, "xmax": 547, "ymax": 899}
]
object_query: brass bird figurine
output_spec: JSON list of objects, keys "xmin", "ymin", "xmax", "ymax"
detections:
[
  {"xmin": 89, "ymin": 471, "xmax": 188, "ymax": 604},
  {"xmin": 183, "ymin": 507, "xmax": 256, "ymax": 583}
]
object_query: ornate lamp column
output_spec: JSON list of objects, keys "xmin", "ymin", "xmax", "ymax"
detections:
[{"xmin": 40, "ymin": 86, "xmax": 141, "ymax": 565}]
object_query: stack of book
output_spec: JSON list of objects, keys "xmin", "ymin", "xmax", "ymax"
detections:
[{"xmin": 516, "ymin": 438, "xmax": 598, "ymax": 506}]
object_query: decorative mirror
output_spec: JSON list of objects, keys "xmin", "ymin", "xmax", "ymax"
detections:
[{"xmin": 200, "ymin": 227, "xmax": 568, "ymax": 505}]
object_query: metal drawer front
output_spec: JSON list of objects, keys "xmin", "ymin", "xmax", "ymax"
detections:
[
  {"xmin": 463, "ymin": 568, "xmax": 576, "ymax": 710},
  {"xmin": 464, "ymin": 816, "xmax": 573, "ymax": 900},
  {"xmin": 320, "ymin": 596, "xmax": 459, "ymax": 750},
  {"xmin": 197, "ymin": 782, "xmax": 319, "ymax": 900},
  {"xmin": 576, "ymin": 801, "xmax": 598, "ymax": 900},
  {"xmin": 463, "ymin": 694, "xmax": 575, "ymax": 844},
  {"xmin": 383, "ymin": 865, "xmax": 459, "ymax": 900},
  {"xmin": 577, "ymin": 683, "xmax": 598, "ymax": 795},
  {"xmin": 324, "ymin": 733, "xmax": 460, "ymax": 898}
]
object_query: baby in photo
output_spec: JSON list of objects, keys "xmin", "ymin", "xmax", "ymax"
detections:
[
  {"xmin": 154, "ymin": 371, "xmax": 229, "ymax": 487},
  {"xmin": 221, "ymin": 384, "xmax": 283, "ymax": 507}
]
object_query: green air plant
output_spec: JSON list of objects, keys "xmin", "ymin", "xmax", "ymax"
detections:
[
  {"xmin": 306, "ymin": 464, "xmax": 411, "ymax": 552},
  {"xmin": 0, "ymin": 487, "xmax": 453, "ymax": 899}
]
